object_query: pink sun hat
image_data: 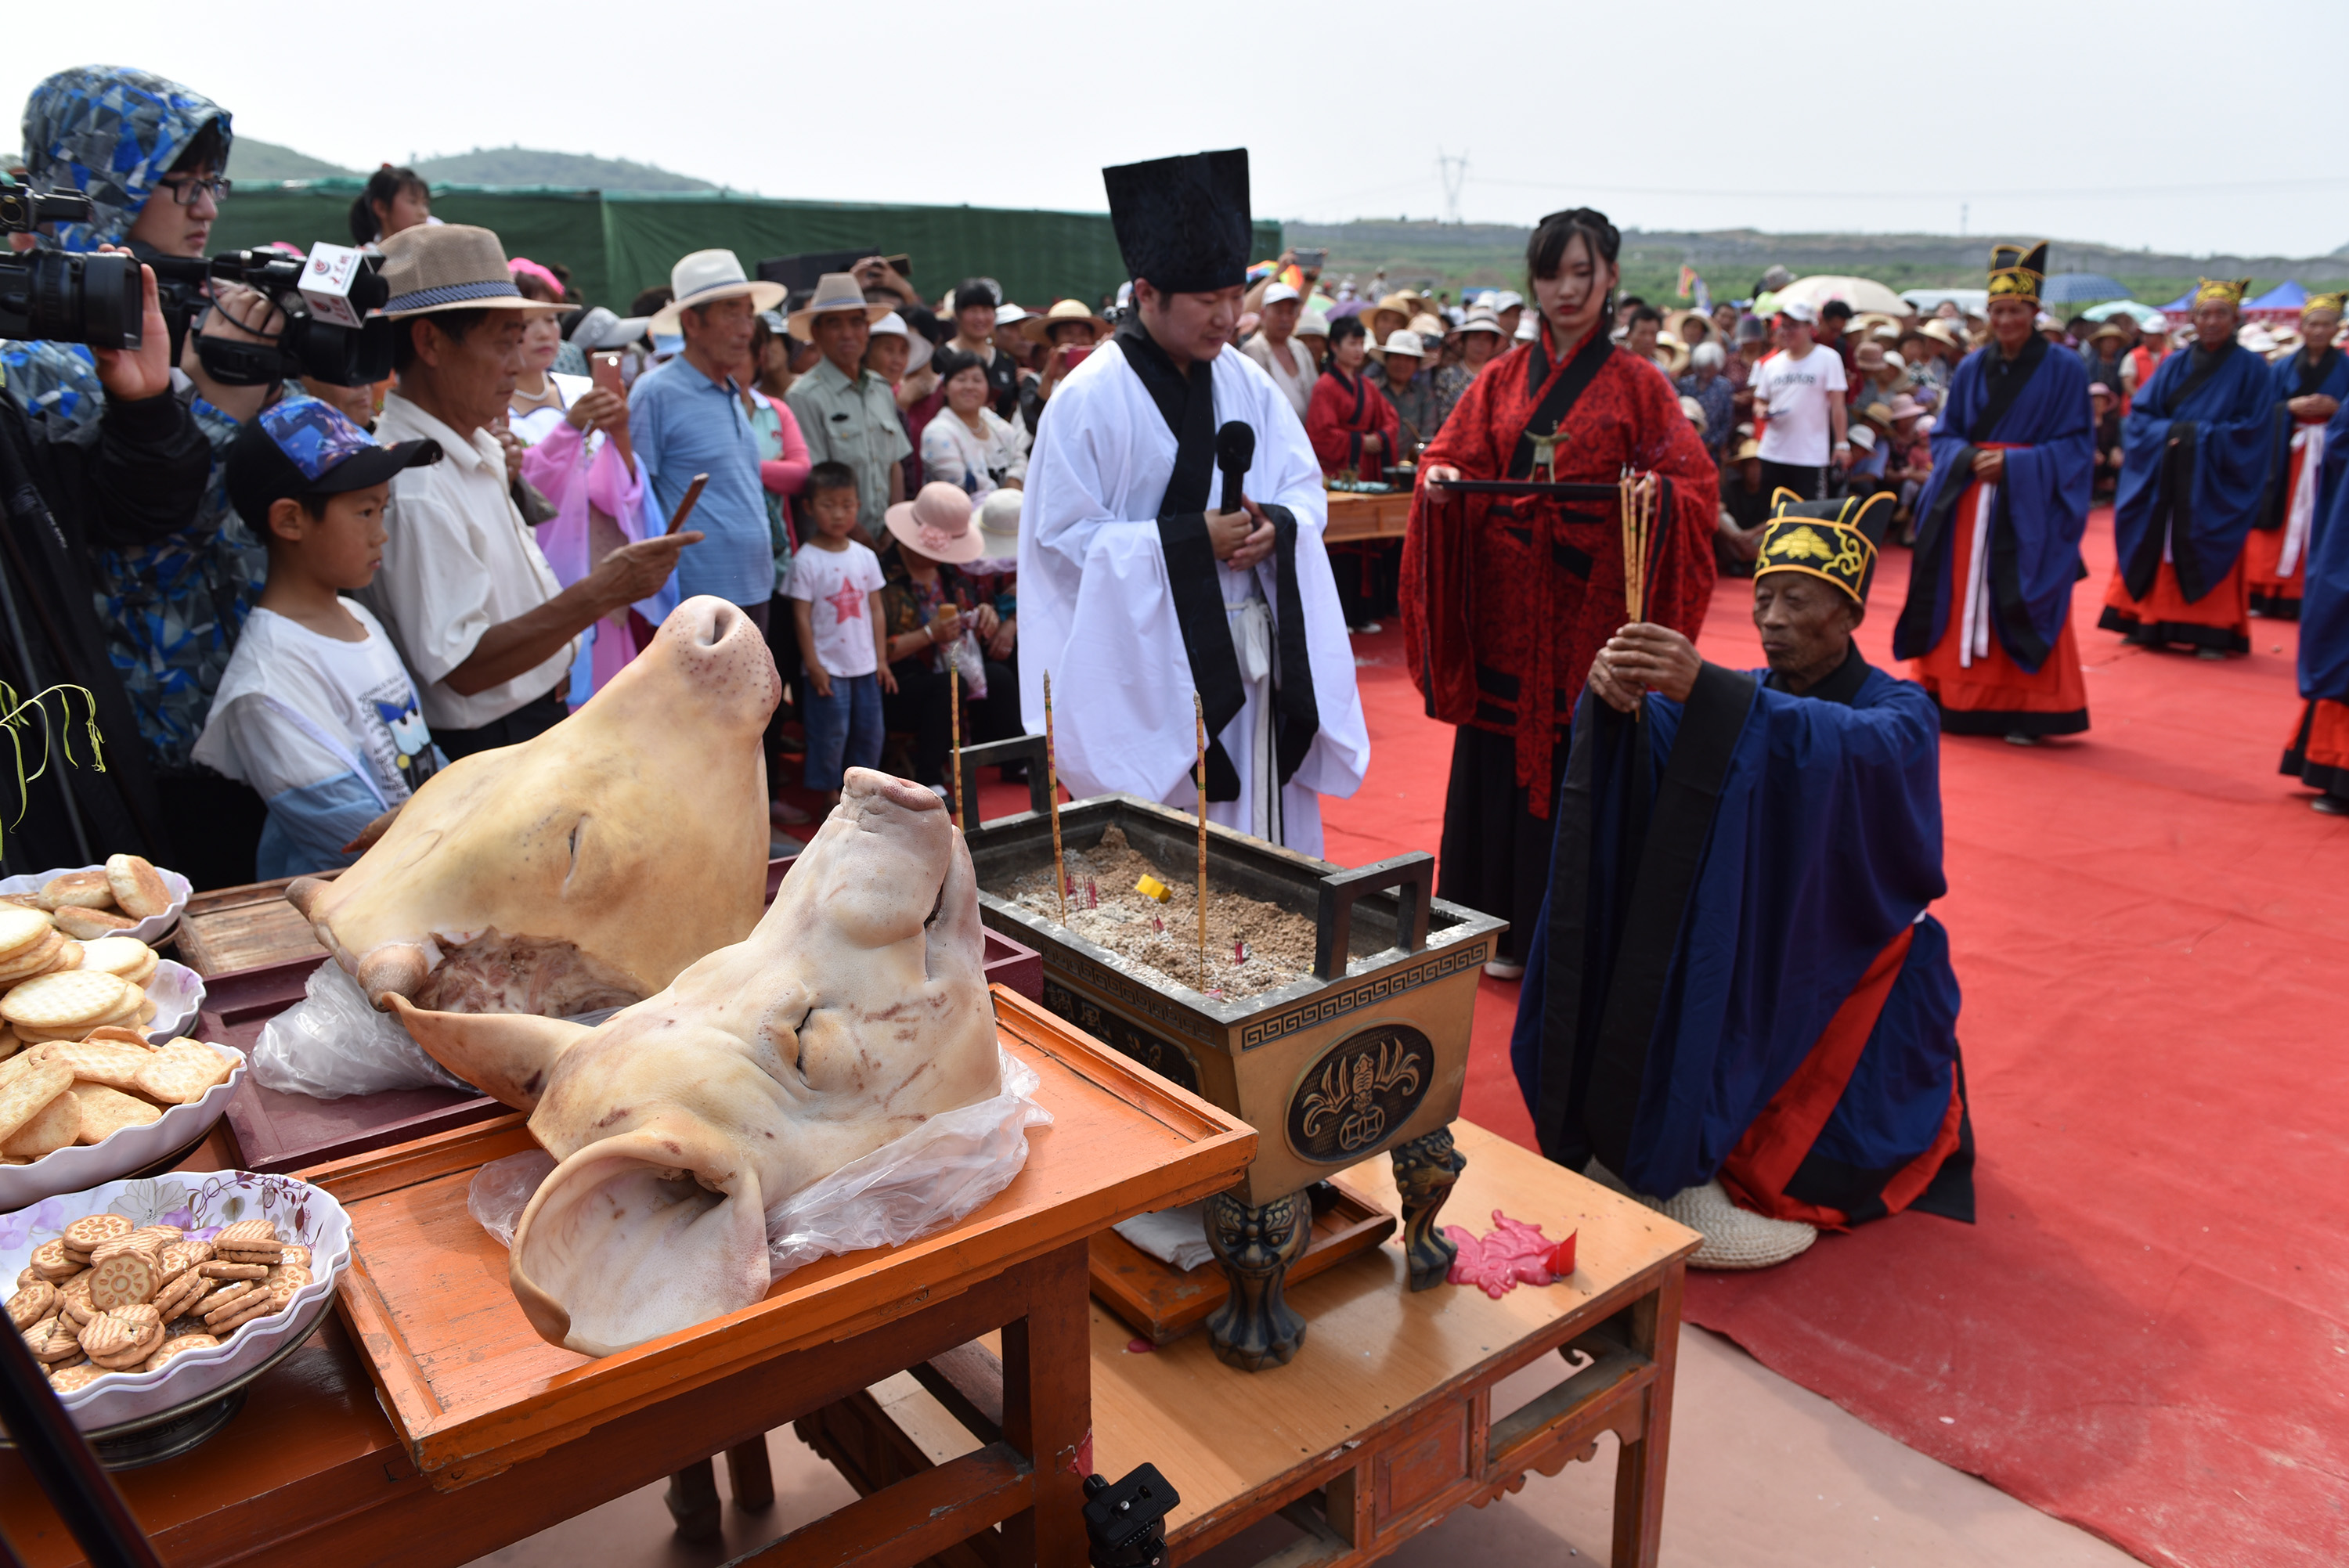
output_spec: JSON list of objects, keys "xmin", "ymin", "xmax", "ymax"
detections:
[{"xmin": 884, "ymin": 481, "xmax": 987, "ymax": 564}]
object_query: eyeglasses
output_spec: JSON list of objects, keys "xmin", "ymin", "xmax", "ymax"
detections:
[{"xmin": 154, "ymin": 175, "xmax": 231, "ymax": 207}]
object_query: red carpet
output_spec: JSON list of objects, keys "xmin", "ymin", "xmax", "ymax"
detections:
[{"xmin": 1315, "ymin": 513, "xmax": 2349, "ymax": 1568}]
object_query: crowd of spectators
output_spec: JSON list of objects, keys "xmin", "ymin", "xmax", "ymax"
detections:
[{"xmin": 4, "ymin": 60, "xmax": 2321, "ymax": 884}]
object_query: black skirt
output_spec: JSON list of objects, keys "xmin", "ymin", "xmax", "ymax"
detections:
[{"xmin": 1436, "ymin": 726, "xmax": 1559, "ymax": 965}]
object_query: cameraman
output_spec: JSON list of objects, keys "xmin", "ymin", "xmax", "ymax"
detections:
[
  {"xmin": 5, "ymin": 65, "xmax": 297, "ymax": 888},
  {"xmin": 0, "ymin": 252, "xmax": 211, "ymax": 873}
]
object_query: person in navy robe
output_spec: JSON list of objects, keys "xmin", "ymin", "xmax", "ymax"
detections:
[
  {"xmin": 1893, "ymin": 242, "xmax": 2093, "ymax": 743},
  {"xmin": 1510, "ymin": 492, "xmax": 1973, "ymax": 1268},
  {"xmin": 2100, "ymin": 277, "xmax": 2278, "ymax": 656},
  {"xmin": 2281, "ymin": 392, "xmax": 2349, "ymax": 813},
  {"xmin": 2246, "ymin": 293, "xmax": 2347, "ymax": 619}
]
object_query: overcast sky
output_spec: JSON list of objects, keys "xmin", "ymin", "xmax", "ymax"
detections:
[{"xmin": 8, "ymin": 0, "xmax": 2343, "ymax": 261}]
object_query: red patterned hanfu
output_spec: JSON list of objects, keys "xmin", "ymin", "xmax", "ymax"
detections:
[{"xmin": 1401, "ymin": 321, "xmax": 1716, "ymax": 964}]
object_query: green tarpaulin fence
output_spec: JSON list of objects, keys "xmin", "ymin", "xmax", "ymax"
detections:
[{"xmin": 209, "ymin": 181, "xmax": 1283, "ymax": 315}]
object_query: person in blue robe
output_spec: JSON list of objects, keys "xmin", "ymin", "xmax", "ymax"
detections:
[
  {"xmin": 2100, "ymin": 277, "xmax": 2279, "ymax": 655},
  {"xmin": 1894, "ymin": 242, "xmax": 2094, "ymax": 741},
  {"xmin": 2281, "ymin": 392, "xmax": 2349, "ymax": 813},
  {"xmin": 1510, "ymin": 492, "xmax": 1973, "ymax": 1268},
  {"xmin": 2246, "ymin": 294, "xmax": 2348, "ymax": 618}
]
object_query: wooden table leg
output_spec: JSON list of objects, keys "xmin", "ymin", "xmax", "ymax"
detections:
[
  {"xmin": 997, "ymin": 1242, "xmax": 1092, "ymax": 1568},
  {"xmin": 1609, "ymin": 1264, "xmax": 1684, "ymax": 1568},
  {"xmin": 665, "ymin": 1456, "xmax": 721, "ymax": 1541},
  {"xmin": 727, "ymin": 1436, "xmax": 775, "ymax": 1512}
]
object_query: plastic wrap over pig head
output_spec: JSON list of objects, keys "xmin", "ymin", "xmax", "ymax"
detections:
[
  {"xmin": 287, "ymin": 597, "xmax": 778, "ymax": 1017},
  {"xmin": 392, "ymin": 770, "xmax": 1002, "ymax": 1355}
]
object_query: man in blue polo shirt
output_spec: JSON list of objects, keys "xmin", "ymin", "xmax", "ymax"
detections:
[{"xmin": 629, "ymin": 250, "xmax": 787, "ymax": 625}]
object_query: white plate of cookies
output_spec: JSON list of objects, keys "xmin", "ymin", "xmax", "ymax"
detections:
[
  {"xmin": 0, "ymin": 1021, "xmax": 244, "ymax": 1212},
  {"xmin": 2, "ymin": 1170, "xmax": 350, "ymax": 1432},
  {"xmin": 0, "ymin": 855, "xmax": 191, "ymax": 947},
  {"xmin": 0, "ymin": 912, "xmax": 207, "ymax": 1052}
]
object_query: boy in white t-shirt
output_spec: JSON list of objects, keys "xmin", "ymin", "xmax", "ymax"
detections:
[
  {"xmin": 1749, "ymin": 300, "xmax": 1850, "ymax": 502},
  {"xmin": 785, "ymin": 462, "xmax": 894, "ymax": 803},
  {"xmin": 193, "ymin": 398, "xmax": 448, "ymax": 879}
]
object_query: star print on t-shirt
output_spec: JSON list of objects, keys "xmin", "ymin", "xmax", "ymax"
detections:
[{"xmin": 826, "ymin": 579, "xmax": 867, "ymax": 623}]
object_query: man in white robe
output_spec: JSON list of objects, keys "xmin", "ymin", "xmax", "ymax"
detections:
[{"xmin": 1019, "ymin": 150, "xmax": 1368, "ymax": 854}]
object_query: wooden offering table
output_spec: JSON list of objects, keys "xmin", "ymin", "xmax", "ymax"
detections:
[
  {"xmin": 0, "ymin": 990, "xmax": 1250, "ymax": 1568},
  {"xmin": 802, "ymin": 1123, "xmax": 1701, "ymax": 1567}
]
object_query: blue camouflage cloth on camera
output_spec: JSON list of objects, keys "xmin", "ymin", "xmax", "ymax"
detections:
[{"xmin": 4, "ymin": 67, "xmax": 262, "ymax": 772}]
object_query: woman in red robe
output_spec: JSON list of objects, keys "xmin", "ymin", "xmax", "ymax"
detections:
[
  {"xmin": 1305, "ymin": 315, "xmax": 1399, "ymax": 479},
  {"xmin": 1402, "ymin": 208, "xmax": 1718, "ymax": 977}
]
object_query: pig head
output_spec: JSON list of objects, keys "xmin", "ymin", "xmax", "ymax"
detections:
[
  {"xmin": 288, "ymin": 597, "xmax": 778, "ymax": 1016},
  {"xmin": 392, "ymin": 770, "xmax": 1003, "ymax": 1355}
]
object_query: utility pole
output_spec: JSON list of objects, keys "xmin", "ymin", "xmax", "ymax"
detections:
[{"xmin": 1437, "ymin": 149, "xmax": 1469, "ymax": 225}]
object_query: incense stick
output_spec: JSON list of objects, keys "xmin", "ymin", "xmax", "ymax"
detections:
[
  {"xmin": 1045, "ymin": 669, "xmax": 1066, "ymax": 925},
  {"xmin": 1194, "ymin": 691, "xmax": 1208, "ymax": 989},
  {"xmin": 948, "ymin": 661, "xmax": 964, "ymax": 834}
]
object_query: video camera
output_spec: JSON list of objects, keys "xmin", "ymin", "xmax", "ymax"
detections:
[
  {"xmin": 0, "ymin": 187, "xmax": 143, "ymax": 350},
  {"xmin": 149, "ymin": 245, "xmax": 393, "ymax": 387}
]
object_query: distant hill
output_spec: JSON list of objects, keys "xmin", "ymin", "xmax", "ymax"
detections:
[
  {"xmin": 409, "ymin": 148, "xmax": 716, "ymax": 192},
  {"xmin": 229, "ymin": 138, "xmax": 357, "ymax": 182},
  {"xmin": 1286, "ymin": 219, "xmax": 2349, "ymax": 305}
]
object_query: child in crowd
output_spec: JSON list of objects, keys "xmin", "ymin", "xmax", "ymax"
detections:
[
  {"xmin": 193, "ymin": 398, "xmax": 446, "ymax": 879},
  {"xmin": 2089, "ymin": 382, "xmax": 2124, "ymax": 498},
  {"xmin": 1884, "ymin": 394, "xmax": 1935, "ymax": 539},
  {"xmin": 785, "ymin": 462, "xmax": 894, "ymax": 804}
]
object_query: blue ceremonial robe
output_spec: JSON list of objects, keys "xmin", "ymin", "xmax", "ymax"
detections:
[
  {"xmin": 1510, "ymin": 650, "xmax": 1971, "ymax": 1221},
  {"xmin": 2111, "ymin": 341, "xmax": 2278, "ymax": 602},
  {"xmin": 1894, "ymin": 337, "xmax": 2093, "ymax": 672},
  {"xmin": 2293, "ymin": 397, "xmax": 2349, "ymax": 705}
]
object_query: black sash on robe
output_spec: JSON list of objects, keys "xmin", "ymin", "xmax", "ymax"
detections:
[{"xmin": 1114, "ymin": 319, "xmax": 1319, "ymax": 801}]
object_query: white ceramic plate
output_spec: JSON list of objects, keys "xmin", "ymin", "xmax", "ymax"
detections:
[
  {"xmin": 0, "ymin": 1169, "xmax": 351, "ymax": 1432},
  {"xmin": 140, "ymin": 960, "xmax": 206, "ymax": 1043},
  {"xmin": 0, "ymin": 863, "xmax": 193, "ymax": 946},
  {"xmin": 0, "ymin": 1040, "xmax": 244, "ymax": 1213}
]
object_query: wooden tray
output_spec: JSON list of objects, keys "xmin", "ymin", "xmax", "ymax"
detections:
[
  {"xmin": 301, "ymin": 985, "xmax": 1254, "ymax": 1491},
  {"xmin": 201, "ymin": 855, "xmax": 1043, "ymax": 1175},
  {"xmin": 1088, "ymin": 1175, "xmax": 1395, "ymax": 1345}
]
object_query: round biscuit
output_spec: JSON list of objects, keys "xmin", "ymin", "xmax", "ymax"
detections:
[
  {"xmin": 198, "ymin": 1260, "xmax": 267, "ymax": 1281},
  {"xmin": 153, "ymin": 1269, "xmax": 208, "ymax": 1321},
  {"xmin": 194, "ymin": 1281, "xmax": 254, "ymax": 1319},
  {"xmin": 105, "ymin": 855, "xmax": 173, "ymax": 920},
  {"xmin": 144, "ymin": 1334, "xmax": 218, "ymax": 1371},
  {"xmin": 0, "ymin": 907, "xmax": 52, "ymax": 961},
  {"xmin": 61, "ymin": 1214, "xmax": 132, "ymax": 1251},
  {"xmin": 212, "ymin": 1220, "xmax": 280, "ymax": 1248},
  {"xmin": 209, "ymin": 1292, "xmax": 275, "ymax": 1336},
  {"xmin": 34, "ymin": 1320, "xmax": 85, "ymax": 1362},
  {"xmin": 50, "ymin": 907, "xmax": 136, "ymax": 942},
  {"xmin": 4, "ymin": 971, "xmax": 130, "ymax": 1030},
  {"xmin": 37, "ymin": 871, "xmax": 113, "ymax": 912},
  {"xmin": 75, "ymin": 1311, "xmax": 138, "ymax": 1358},
  {"xmin": 49, "ymin": 1362, "xmax": 103, "ymax": 1390},
  {"xmin": 280, "ymin": 1244, "xmax": 312, "ymax": 1270},
  {"xmin": 85, "ymin": 1253, "xmax": 157, "ymax": 1310},
  {"xmin": 30, "ymin": 1240, "xmax": 81, "ymax": 1281},
  {"xmin": 0, "ymin": 932, "xmax": 67, "ymax": 983},
  {"xmin": 7, "ymin": 1280, "xmax": 56, "ymax": 1328}
]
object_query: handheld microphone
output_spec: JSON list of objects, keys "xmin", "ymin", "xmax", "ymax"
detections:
[{"xmin": 1214, "ymin": 421, "xmax": 1255, "ymax": 515}]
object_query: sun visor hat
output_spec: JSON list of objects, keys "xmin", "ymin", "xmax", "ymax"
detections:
[{"xmin": 226, "ymin": 396, "xmax": 441, "ymax": 527}]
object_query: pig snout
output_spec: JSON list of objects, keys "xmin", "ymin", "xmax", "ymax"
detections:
[{"xmin": 659, "ymin": 597, "xmax": 781, "ymax": 723}]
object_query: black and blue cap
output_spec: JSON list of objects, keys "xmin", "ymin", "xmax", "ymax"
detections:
[{"xmin": 225, "ymin": 396, "xmax": 439, "ymax": 527}]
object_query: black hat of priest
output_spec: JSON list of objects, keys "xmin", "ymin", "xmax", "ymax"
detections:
[
  {"xmin": 1754, "ymin": 491, "xmax": 1896, "ymax": 606},
  {"xmin": 1102, "ymin": 149, "xmax": 1252, "ymax": 296}
]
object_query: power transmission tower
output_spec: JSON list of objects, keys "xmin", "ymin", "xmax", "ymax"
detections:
[{"xmin": 1437, "ymin": 150, "xmax": 1469, "ymax": 225}]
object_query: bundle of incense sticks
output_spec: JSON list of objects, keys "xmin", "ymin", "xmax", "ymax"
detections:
[
  {"xmin": 1618, "ymin": 470, "xmax": 1655, "ymax": 624},
  {"xmin": 948, "ymin": 663, "xmax": 964, "ymax": 833},
  {"xmin": 1045, "ymin": 669, "xmax": 1066, "ymax": 925},
  {"xmin": 1194, "ymin": 692, "xmax": 1209, "ymax": 989}
]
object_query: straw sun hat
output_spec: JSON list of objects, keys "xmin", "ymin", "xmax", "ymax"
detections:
[
  {"xmin": 884, "ymin": 481, "xmax": 987, "ymax": 565},
  {"xmin": 648, "ymin": 249, "xmax": 785, "ymax": 336},
  {"xmin": 378, "ymin": 225, "xmax": 572, "ymax": 318},
  {"xmin": 788, "ymin": 271, "xmax": 893, "ymax": 337}
]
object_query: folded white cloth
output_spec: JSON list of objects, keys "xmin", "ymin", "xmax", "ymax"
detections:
[{"xmin": 1113, "ymin": 1202, "xmax": 1216, "ymax": 1272}]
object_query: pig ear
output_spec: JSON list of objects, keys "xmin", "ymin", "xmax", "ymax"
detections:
[
  {"xmin": 508, "ymin": 1130, "xmax": 770, "ymax": 1355},
  {"xmin": 388, "ymin": 998, "xmax": 590, "ymax": 1111}
]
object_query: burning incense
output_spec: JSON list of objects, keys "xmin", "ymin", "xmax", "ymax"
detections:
[
  {"xmin": 1194, "ymin": 690, "xmax": 1209, "ymax": 989},
  {"xmin": 948, "ymin": 662, "xmax": 965, "ymax": 833},
  {"xmin": 1045, "ymin": 669, "xmax": 1066, "ymax": 925}
]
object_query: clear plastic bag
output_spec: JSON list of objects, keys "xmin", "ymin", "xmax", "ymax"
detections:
[
  {"xmin": 249, "ymin": 960, "xmax": 473, "ymax": 1099},
  {"xmin": 465, "ymin": 1047, "xmax": 1052, "ymax": 1280}
]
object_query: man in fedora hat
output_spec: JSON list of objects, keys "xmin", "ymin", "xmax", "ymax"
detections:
[
  {"xmin": 1020, "ymin": 148, "xmax": 1367, "ymax": 854},
  {"xmin": 366, "ymin": 224, "xmax": 700, "ymax": 757},
  {"xmin": 785, "ymin": 273, "xmax": 907, "ymax": 545},
  {"xmin": 630, "ymin": 250, "xmax": 787, "ymax": 625}
]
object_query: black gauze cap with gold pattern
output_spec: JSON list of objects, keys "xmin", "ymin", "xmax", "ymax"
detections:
[{"xmin": 1755, "ymin": 492, "xmax": 1898, "ymax": 606}]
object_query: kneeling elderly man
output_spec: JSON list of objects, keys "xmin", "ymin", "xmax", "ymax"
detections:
[{"xmin": 1510, "ymin": 492, "xmax": 1976, "ymax": 1267}]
